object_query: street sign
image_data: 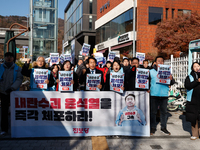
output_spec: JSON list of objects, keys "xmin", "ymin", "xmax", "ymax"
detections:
[{"xmin": 23, "ymin": 46, "xmax": 29, "ymax": 49}]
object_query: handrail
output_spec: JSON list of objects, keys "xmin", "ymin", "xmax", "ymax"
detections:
[{"xmin": 7, "ymin": 23, "xmax": 30, "ymax": 52}]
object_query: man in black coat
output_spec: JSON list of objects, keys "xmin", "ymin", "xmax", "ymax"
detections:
[
  {"xmin": 125, "ymin": 57, "xmax": 143, "ymax": 91},
  {"xmin": 79, "ymin": 57, "xmax": 104, "ymax": 91}
]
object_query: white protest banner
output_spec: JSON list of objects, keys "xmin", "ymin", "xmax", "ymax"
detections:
[
  {"xmin": 11, "ymin": 91, "xmax": 150, "ymax": 137},
  {"xmin": 135, "ymin": 68, "xmax": 149, "ymax": 89},
  {"xmin": 50, "ymin": 53, "xmax": 59, "ymax": 66},
  {"xmin": 86, "ymin": 74, "xmax": 101, "ymax": 91},
  {"xmin": 81, "ymin": 43, "xmax": 91, "ymax": 56},
  {"xmin": 33, "ymin": 69, "xmax": 48, "ymax": 89},
  {"xmin": 108, "ymin": 52, "xmax": 116, "ymax": 62},
  {"xmin": 64, "ymin": 54, "xmax": 72, "ymax": 63},
  {"xmin": 156, "ymin": 64, "xmax": 171, "ymax": 84},
  {"xmin": 59, "ymin": 71, "xmax": 73, "ymax": 91},
  {"xmin": 136, "ymin": 52, "xmax": 145, "ymax": 65},
  {"xmin": 110, "ymin": 72, "xmax": 124, "ymax": 93}
]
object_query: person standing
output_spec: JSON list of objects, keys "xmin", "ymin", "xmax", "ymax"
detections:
[
  {"xmin": 79, "ymin": 57, "xmax": 104, "ymax": 91},
  {"xmin": 0, "ymin": 52, "xmax": 23, "ymax": 135},
  {"xmin": 149, "ymin": 56, "xmax": 175, "ymax": 135},
  {"xmin": 21, "ymin": 57, "xmax": 50, "ymax": 91},
  {"xmin": 124, "ymin": 57, "xmax": 140, "ymax": 91},
  {"xmin": 185, "ymin": 62, "xmax": 200, "ymax": 140}
]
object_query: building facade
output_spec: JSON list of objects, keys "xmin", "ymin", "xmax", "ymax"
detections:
[
  {"xmin": 64, "ymin": 0, "xmax": 97, "ymax": 62},
  {"xmin": 29, "ymin": 0, "xmax": 58, "ymax": 60},
  {"xmin": 95, "ymin": 0, "xmax": 200, "ymax": 60}
]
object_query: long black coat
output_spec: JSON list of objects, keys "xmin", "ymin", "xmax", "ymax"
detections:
[{"xmin": 184, "ymin": 71, "xmax": 200, "ymax": 125}]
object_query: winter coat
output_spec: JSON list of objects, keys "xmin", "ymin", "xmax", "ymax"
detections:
[
  {"xmin": 124, "ymin": 66, "xmax": 147, "ymax": 91},
  {"xmin": 21, "ymin": 61, "xmax": 50, "ymax": 91},
  {"xmin": 0, "ymin": 63, "xmax": 23, "ymax": 95},
  {"xmin": 184, "ymin": 71, "xmax": 200, "ymax": 125}
]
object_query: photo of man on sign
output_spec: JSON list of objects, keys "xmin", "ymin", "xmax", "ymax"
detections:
[{"xmin": 116, "ymin": 94, "xmax": 146, "ymax": 126}]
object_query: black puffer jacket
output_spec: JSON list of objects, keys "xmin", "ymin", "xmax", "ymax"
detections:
[{"xmin": 184, "ymin": 71, "xmax": 200, "ymax": 125}]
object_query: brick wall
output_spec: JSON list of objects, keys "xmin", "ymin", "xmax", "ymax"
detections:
[
  {"xmin": 137, "ymin": 0, "xmax": 200, "ymax": 59},
  {"xmin": 97, "ymin": 0, "xmax": 200, "ymax": 59}
]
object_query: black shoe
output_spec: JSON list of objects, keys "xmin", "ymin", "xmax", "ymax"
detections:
[
  {"xmin": 150, "ymin": 128, "xmax": 156, "ymax": 135},
  {"xmin": 161, "ymin": 128, "xmax": 171, "ymax": 135}
]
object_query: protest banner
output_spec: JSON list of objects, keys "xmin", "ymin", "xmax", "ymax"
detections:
[
  {"xmin": 59, "ymin": 71, "xmax": 73, "ymax": 91},
  {"xmin": 135, "ymin": 68, "xmax": 149, "ymax": 89},
  {"xmin": 86, "ymin": 74, "xmax": 101, "ymax": 91},
  {"xmin": 11, "ymin": 91, "xmax": 149, "ymax": 137},
  {"xmin": 50, "ymin": 53, "xmax": 59, "ymax": 66},
  {"xmin": 107, "ymin": 52, "xmax": 116, "ymax": 62},
  {"xmin": 110, "ymin": 72, "xmax": 124, "ymax": 93},
  {"xmin": 136, "ymin": 52, "xmax": 145, "ymax": 65},
  {"xmin": 156, "ymin": 64, "xmax": 171, "ymax": 84},
  {"xmin": 33, "ymin": 69, "xmax": 48, "ymax": 89},
  {"xmin": 81, "ymin": 43, "xmax": 91, "ymax": 56}
]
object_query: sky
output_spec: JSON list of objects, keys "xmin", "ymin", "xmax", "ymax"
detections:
[{"xmin": 0, "ymin": 0, "xmax": 70, "ymax": 19}]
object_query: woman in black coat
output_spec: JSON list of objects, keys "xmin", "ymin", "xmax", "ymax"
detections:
[
  {"xmin": 185, "ymin": 62, "xmax": 200, "ymax": 140},
  {"xmin": 60, "ymin": 60, "xmax": 79, "ymax": 91}
]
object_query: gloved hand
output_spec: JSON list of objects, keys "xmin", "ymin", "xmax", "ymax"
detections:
[{"xmin": 5, "ymin": 88, "xmax": 13, "ymax": 94}]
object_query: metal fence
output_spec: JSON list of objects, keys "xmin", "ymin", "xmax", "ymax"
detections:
[{"xmin": 164, "ymin": 54, "xmax": 200, "ymax": 92}]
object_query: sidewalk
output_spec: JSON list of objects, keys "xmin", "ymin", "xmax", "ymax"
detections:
[
  {"xmin": 152, "ymin": 110, "xmax": 191, "ymax": 137},
  {"xmin": 0, "ymin": 110, "xmax": 193, "ymax": 150}
]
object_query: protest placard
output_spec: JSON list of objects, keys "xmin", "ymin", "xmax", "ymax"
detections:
[
  {"xmin": 86, "ymin": 74, "xmax": 101, "ymax": 91},
  {"xmin": 136, "ymin": 52, "xmax": 145, "ymax": 65},
  {"xmin": 64, "ymin": 54, "xmax": 72, "ymax": 63},
  {"xmin": 81, "ymin": 43, "xmax": 91, "ymax": 56},
  {"xmin": 95, "ymin": 57, "xmax": 106, "ymax": 66},
  {"xmin": 33, "ymin": 69, "xmax": 48, "ymax": 89},
  {"xmin": 110, "ymin": 72, "xmax": 124, "ymax": 93},
  {"xmin": 123, "ymin": 110, "xmax": 138, "ymax": 120},
  {"xmin": 60, "ymin": 54, "xmax": 65, "ymax": 64},
  {"xmin": 156, "ymin": 64, "xmax": 171, "ymax": 84},
  {"xmin": 59, "ymin": 71, "xmax": 73, "ymax": 91},
  {"xmin": 108, "ymin": 52, "xmax": 116, "ymax": 62},
  {"xmin": 135, "ymin": 68, "xmax": 149, "ymax": 89},
  {"xmin": 50, "ymin": 53, "xmax": 59, "ymax": 66}
]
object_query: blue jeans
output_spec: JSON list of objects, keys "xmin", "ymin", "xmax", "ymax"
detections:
[{"xmin": 150, "ymin": 96, "xmax": 168, "ymax": 129}]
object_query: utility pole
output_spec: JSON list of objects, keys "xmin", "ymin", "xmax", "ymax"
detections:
[{"xmin": 133, "ymin": 0, "xmax": 136, "ymax": 57}]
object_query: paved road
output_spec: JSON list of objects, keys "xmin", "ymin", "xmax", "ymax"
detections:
[
  {"xmin": 0, "ymin": 137, "xmax": 200, "ymax": 150},
  {"xmin": 0, "ymin": 111, "xmax": 196, "ymax": 150}
]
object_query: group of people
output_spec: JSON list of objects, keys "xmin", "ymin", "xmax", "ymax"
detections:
[{"xmin": 0, "ymin": 51, "xmax": 200, "ymax": 140}]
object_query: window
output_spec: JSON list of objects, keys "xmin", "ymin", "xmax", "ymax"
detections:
[
  {"xmin": 96, "ymin": 8, "xmax": 133, "ymax": 44},
  {"xmin": 89, "ymin": 0, "xmax": 93, "ymax": 14},
  {"xmin": 178, "ymin": 9, "xmax": 191, "ymax": 16},
  {"xmin": 149, "ymin": 7, "xmax": 163, "ymax": 25},
  {"xmin": 172, "ymin": 9, "xmax": 175, "ymax": 19},
  {"xmin": 43, "ymin": 10, "xmax": 46, "ymax": 19},
  {"xmin": 166, "ymin": 8, "xmax": 169, "ymax": 19},
  {"xmin": 39, "ymin": 9, "xmax": 42, "ymax": 18},
  {"xmin": 89, "ymin": 15, "xmax": 92, "ymax": 30}
]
